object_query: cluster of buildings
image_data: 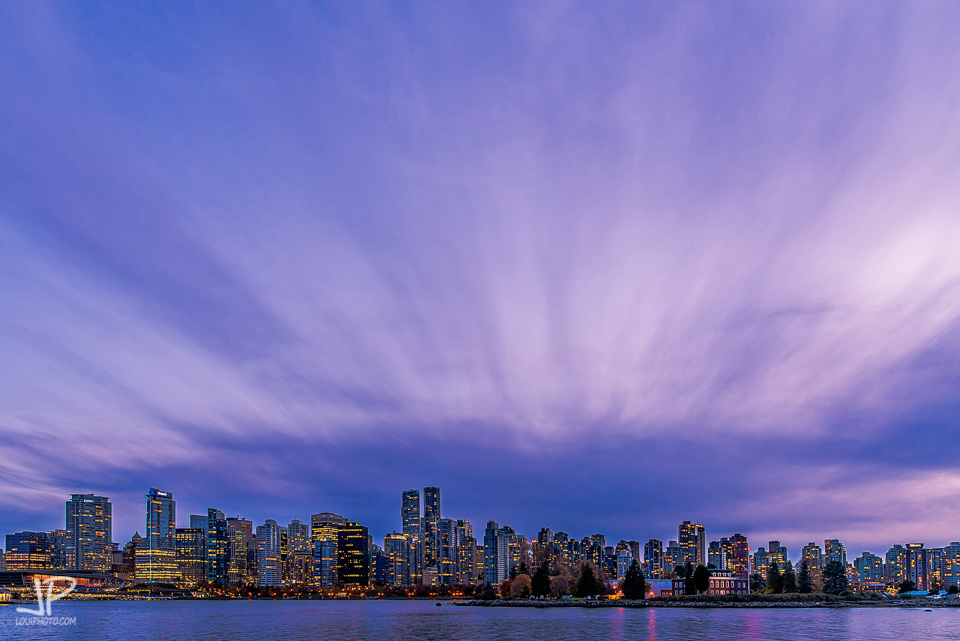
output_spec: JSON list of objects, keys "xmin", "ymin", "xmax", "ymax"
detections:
[{"xmin": 2, "ymin": 487, "xmax": 959, "ymax": 595}]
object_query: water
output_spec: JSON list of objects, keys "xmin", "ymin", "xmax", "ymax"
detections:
[{"xmin": 1, "ymin": 600, "xmax": 955, "ymax": 640}]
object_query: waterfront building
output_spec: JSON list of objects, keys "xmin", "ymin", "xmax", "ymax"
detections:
[
  {"xmin": 678, "ymin": 521, "xmax": 705, "ymax": 567},
  {"xmin": 726, "ymin": 534, "xmax": 750, "ymax": 579},
  {"xmin": 941, "ymin": 542, "xmax": 960, "ymax": 588},
  {"xmin": 337, "ymin": 522, "xmax": 370, "ymax": 586},
  {"xmin": 671, "ymin": 568, "xmax": 748, "ymax": 595},
  {"xmin": 384, "ymin": 532, "xmax": 411, "ymax": 586},
  {"xmin": 802, "ymin": 542, "xmax": 823, "ymax": 588},
  {"xmin": 174, "ymin": 528, "xmax": 205, "ymax": 587},
  {"xmin": 311, "ymin": 513, "xmax": 346, "ymax": 587},
  {"xmin": 664, "ymin": 540, "xmax": 682, "ymax": 573},
  {"xmin": 437, "ymin": 517, "xmax": 459, "ymax": 585},
  {"xmin": 854, "ymin": 552, "xmax": 884, "ymax": 583},
  {"xmin": 422, "ymin": 486, "xmax": 441, "ymax": 569},
  {"xmin": 885, "ymin": 544, "xmax": 906, "ymax": 585},
  {"xmin": 48, "ymin": 529, "xmax": 68, "ymax": 570},
  {"xmin": 206, "ymin": 509, "xmax": 229, "ymax": 584},
  {"xmin": 905, "ymin": 543, "xmax": 928, "ymax": 591},
  {"xmin": 644, "ymin": 539, "xmax": 664, "ymax": 578},
  {"xmin": 458, "ymin": 519, "xmax": 478, "ymax": 585},
  {"xmin": 402, "ymin": 489, "xmax": 421, "ymax": 535},
  {"xmin": 752, "ymin": 547, "xmax": 769, "ymax": 577},
  {"xmin": 768, "ymin": 541, "xmax": 787, "ymax": 569},
  {"xmin": 927, "ymin": 547, "xmax": 943, "ymax": 589},
  {"xmin": 616, "ymin": 550, "xmax": 633, "ymax": 580},
  {"xmin": 708, "ymin": 540, "xmax": 725, "ymax": 569},
  {"xmin": 4, "ymin": 532, "xmax": 51, "ymax": 570},
  {"xmin": 226, "ymin": 517, "xmax": 254, "ymax": 585},
  {"xmin": 483, "ymin": 521, "xmax": 510, "ymax": 585},
  {"xmin": 824, "ymin": 539, "xmax": 846, "ymax": 566},
  {"xmin": 256, "ymin": 520, "xmax": 283, "ymax": 587},
  {"xmin": 140, "ymin": 488, "xmax": 178, "ymax": 583},
  {"xmin": 65, "ymin": 493, "xmax": 113, "ymax": 572}
]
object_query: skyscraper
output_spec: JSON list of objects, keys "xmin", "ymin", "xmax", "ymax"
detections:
[
  {"xmin": 643, "ymin": 539, "xmax": 664, "ymax": 579},
  {"xmin": 437, "ymin": 517, "xmax": 459, "ymax": 585},
  {"xmin": 65, "ymin": 493, "xmax": 112, "ymax": 571},
  {"xmin": 337, "ymin": 522, "xmax": 370, "ymax": 586},
  {"xmin": 175, "ymin": 528, "xmax": 206, "ymax": 587},
  {"xmin": 256, "ymin": 520, "xmax": 283, "ymax": 587},
  {"xmin": 4, "ymin": 532, "xmax": 51, "ymax": 570},
  {"xmin": 141, "ymin": 488, "xmax": 178, "ymax": 583},
  {"xmin": 483, "ymin": 521, "xmax": 510, "ymax": 585},
  {"xmin": 678, "ymin": 521, "xmax": 705, "ymax": 567},
  {"xmin": 824, "ymin": 539, "xmax": 846, "ymax": 567},
  {"xmin": 226, "ymin": 517, "xmax": 254, "ymax": 585},
  {"xmin": 206, "ymin": 508, "xmax": 229, "ymax": 584},
  {"xmin": 402, "ymin": 489, "xmax": 421, "ymax": 535},
  {"xmin": 422, "ymin": 486, "xmax": 441, "ymax": 568},
  {"xmin": 906, "ymin": 542, "xmax": 928, "ymax": 591},
  {"xmin": 726, "ymin": 533, "xmax": 750, "ymax": 579},
  {"xmin": 312, "ymin": 513, "xmax": 347, "ymax": 587}
]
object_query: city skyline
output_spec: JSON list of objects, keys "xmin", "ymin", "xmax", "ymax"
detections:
[
  {"xmin": 4, "ymin": 483, "xmax": 959, "ymax": 572},
  {"xmin": 3, "ymin": 2, "xmax": 960, "ymax": 559}
]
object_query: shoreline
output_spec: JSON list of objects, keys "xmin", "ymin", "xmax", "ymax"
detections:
[{"xmin": 455, "ymin": 599, "xmax": 960, "ymax": 609}]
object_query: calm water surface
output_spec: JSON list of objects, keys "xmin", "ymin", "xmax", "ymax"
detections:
[{"xmin": 1, "ymin": 600, "xmax": 955, "ymax": 640}]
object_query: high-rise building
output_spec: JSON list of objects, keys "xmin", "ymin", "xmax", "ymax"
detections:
[
  {"xmin": 256, "ymin": 520, "xmax": 283, "ymax": 587},
  {"xmin": 678, "ymin": 521, "xmax": 705, "ymax": 567},
  {"xmin": 422, "ymin": 486, "xmax": 441, "ymax": 568},
  {"xmin": 941, "ymin": 542, "xmax": 960, "ymax": 589},
  {"xmin": 708, "ymin": 540, "xmax": 725, "ymax": 569},
  {"xmin": 206, "ymin": 509, "xmax": 229, "ymax": 584},
  {"xmin": 643, "ymin": 539, "xmax": 664, "ymax": 579},
  {"xmin": 337, "ymin": 522, "xmax": 370, "ymax": 586},
  {"xmin": 884, "ymin": 544, "xmax": 906, "ymax": 584},
  {"xmin": 226, "ymin": 517, "xmax": 254, "ymax": 585},
  {"xmin": 664, "ymin": 540, "xmax": 683, "ymax": 573},
  {"xmin": 437, "ymin": 517, "xmax": 459, "ymax": 585},
  {"xmin": 802, "ymin": 542, "xmax": 823, "ymax": 588},
  {"xmin": 768, "ymin": 541, "xmax": 788, "ymax": 569},
  {"xmin": 905, "ymin": 543, "xmax": 928, "ymax": 591},
  {"xmin": 726, "ymin": 534, "xmax": 750, "ymax": 579},
  {"xmin": 65, "ymin": 493, "xmax": 112, "ymax": 571},
  {"xmin": 48, "ymin": 529, "xmax": 69, "ymax": 570},
  {"xmin": 402, "ymin": 489, "xmax": 421, "ymax": 535},
  {"xmin": 824, "ymin": 539, "xmax": 846, "ymax": 567},
  {"xmin": 4, "ymin": 532, "xmax": 51, "ymax": 570},
  {"xmin": 141, "ymin": 488, "xmax": 178, "ymax": 583},
  {"xmin": 928, "ymin": 547, "xmax": 943, "ymax": 590},
  {"xmin": 483, "ymin": 521, "xmax": 510, "ymax": 585},
  {"xmin": 384, "ymin": 533, "xmax": 411, "ymax": 586},
  {"xmin": 751, "ymin": 547, "xmax": 769, "ymax": 577},
  {"xmin": 175, "ymin": 528, "xmax": 206, "ymax": 587},
  {"xmin": 311, "ymin": 513, "xmax": 347, "ymax": 587},
  {"xmin": 854, "ymin": 552, "xmax": 884, "ymax": 583}
]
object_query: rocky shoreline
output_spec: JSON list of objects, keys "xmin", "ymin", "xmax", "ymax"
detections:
[{"xmin": 455, "ymin": 598, "xmax": 960, "ymax": 609}]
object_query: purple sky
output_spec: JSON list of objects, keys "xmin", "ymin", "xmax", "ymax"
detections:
[{"xmin": 3, "ymin": 1, "xmax": 960, "ymax": 560}]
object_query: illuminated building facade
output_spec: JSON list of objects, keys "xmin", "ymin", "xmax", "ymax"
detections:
[
  {"xmin": 483, "ymin": 521, "xmax": 510, "ymax": 585},
  {"xmin": 285, "ymin": 519, "xmax": 312, "ymax": 584},
  {"xmin": 384, "ymin": 532, "xmax": 411, "ymax": 586},
  {"xmin": 437, "ymin": 517, "xmax": 459, "ymax": 585},
  {"xmin": 664, "ymin": 540, "xmax": 682, "ymax": 573},
  {"xmin": 942, "ymin": 542, "xmax": 960, "ymax": 588},
  {"xmin": 256, "ymin": 520, "xmax": 283, "ymax": 587},
  {"xmin": 422, "ymin": 486, "xmax": 441, "ymax": 570},
  {"xmin": 767, "ymin": 541, "xmax": 787, "ymax": 569},
  {"xmin": 206, "ymin": 509, "xmax": 229, "ymax": 584},
  {"xmin": 175, "ymin": 528, "xmax": 206, "ymax": 587},
  {"xmin": 802, "ymin": 542, "xmax": 823, "ymax": 588},
  {"xmin": 4, "ymin": 531, "xmax": 51, "ymax": 570},
  {"xmin": 853, "ymin": 551, "xmax": 884, "ymax": 583},
  {"xmin": 644, "ymin": 539, "xmax": 664, "ymax": 578},
  {"xmin": 337, "ymin": 522, "xmax": 370, "ymax": 586},
  {"xmin": 905, "ymin": 542, "xmax": 928, "ymax": 591},
  {"xmin": 724, "ymin": 534, "xmax": 750, "ymax": 579},
  {"xmin": 49, "ymin": 529, "xmax": 69, "ymax": 570},
  {"xmin": 226, "ymin": 517, "xmax": 254, "ymax": 585},
  {"xmin": 141, "ymin": 488, "xmax": 178, "ymax": 583},
  {"xmin": 65, "ymin": 493, "xmax": 113, "ymax": 572},
  {"xmin": 824, "ymin": 539, "xmax": 846, "ymax": 566},
  {"xmin": 311, "ymin": 513, "xmax": 346, "ymax": 587},
  {"xmin": 678, "ymin": 521, "xmax": 705, "ymax": 567},
  {"xmin": 402, "ymin": 489, "xmax": 421, "ymax": 535}
]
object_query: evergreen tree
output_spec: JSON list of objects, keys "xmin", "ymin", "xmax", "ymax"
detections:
[
  {"xmin": 897, "ymin": 580, "xmax": 917, "ymax": 594},
  {"xmin": 518, "ymin": 561, "xmax": 529, "ymax": 577},
  {"xmin": 781, "ymin": 561, "xmax": 798, "ymax": 593},
  {"xmin": 683, "ymin": 562, "xmax": 696, "ymax": 595},
  {"xmin": 509, "ymin": 564, "xmax": 519, "ymax": 580},
  {"xmin": 797, "ymin": 560, "xmax": 813, "ymax": 594},
  {"xmin": 673, "ymin": 565, "xmax": 685, "ymax": 579},
  {"xmin": 576, "ymin": 563, "xmax": 601, "ymax": 598},
  {"xmin": 750, "ymin": 572, "xmax": 766, "ymax": 594},
  {"xmin": 532, "ymin": 562, "xmax": 552, "ymax": 597},
  {"xmin": 765, "ymin": 562, "xmax": 783, "ymax": 594},
  {"xmin": 693, "ymin": 565, "xmax": 710, "ymax": 594},
  {"xmin": 621, "ymin": 559, "xmax": 646, "ymax": 600},
  {"xmin": 822, "ymin": 560, "xmax": 849, "ymax": 595}
]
